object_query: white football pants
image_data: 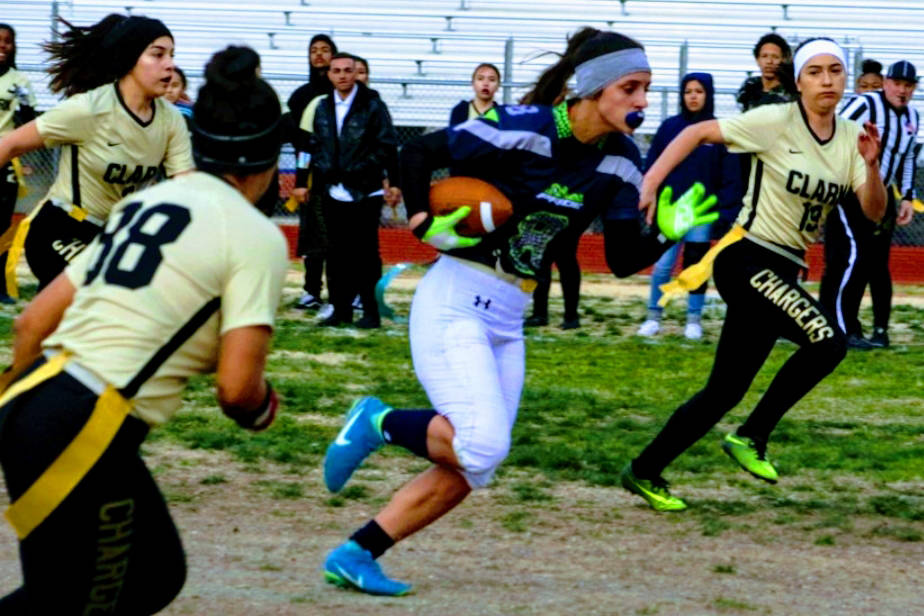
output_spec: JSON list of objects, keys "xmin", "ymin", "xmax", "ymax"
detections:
[{"xmin": 409, "ymin": 256, "xmax": 530, "ymax": 488}]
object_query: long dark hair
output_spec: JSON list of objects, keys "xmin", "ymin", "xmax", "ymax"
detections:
[
  {"xmin": 521, "ymin": 27, "xmax": 599, "ymax": 105},
  {"xmin": 43, "ymin": 14, "xmax": 172, "ymax": 97},
  {"xmin": 193, "ymin": 46, "xmax": 281, "ymax": 176},
  {"xmin": 0, "ymin": 24, "xmax": 16, "ymax": 68},
  {"xmin": 521, "ymin": 28, "xmax": 643, "ymax": 105}
]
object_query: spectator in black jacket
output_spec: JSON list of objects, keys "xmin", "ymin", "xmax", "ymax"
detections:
[
  {"xmin": 287, "ymin": 34, "xmax": 337, "ymax": 310},
  {"xmin": 449, "ymin": 63, "xmax": 500, "ymax": 126},
  {"xmin": 308, "ymin": 53, "xmax": 399, "ymax": 328}
]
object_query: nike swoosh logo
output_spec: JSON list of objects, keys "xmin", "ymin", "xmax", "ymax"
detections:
[
  {"xmin": 788, "ymin": 148, "xmax": 802, "ymax": 154},
  {"xmin": 107, "ymin": 142, "xmax": 121, "ymax": 147},
  {"xmin": 335, "ymin": 564, "xmax": 363, "ymax": 588},
  {"xmin": 334, "ymin": 410, "xmax": 363, "ymax": 446}
]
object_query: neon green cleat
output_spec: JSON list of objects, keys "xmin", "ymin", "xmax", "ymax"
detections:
[
  {"xmin": 722, "ymin": 433, "xmax": 779, "ymax": 484},
  {"xmin": 620, "ymin": 463, "xmax": 688, "ymax": 512}
]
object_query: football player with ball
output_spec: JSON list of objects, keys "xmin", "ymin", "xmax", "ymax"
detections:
[{"xmin": 320, "ymin": 29, "xmax": 718, "ymax": 596}]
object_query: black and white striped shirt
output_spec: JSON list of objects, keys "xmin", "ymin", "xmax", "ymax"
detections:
[{"xmin": 840, "ymin": 91, "xmax": 920, "ymax": 199}]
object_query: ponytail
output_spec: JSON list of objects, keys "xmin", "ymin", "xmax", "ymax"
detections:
[
  {"xmin": 521, "ymin": 26, "xmax": 601, "ymax": 105},
  {"xmin": 44, "ymin": 14, "xmax": 172, "ymax": 97}
]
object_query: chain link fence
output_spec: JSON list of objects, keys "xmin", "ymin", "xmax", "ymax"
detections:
[{"xmin": 10, "ymin": 71, "xmax": 924, "ymax": 245}]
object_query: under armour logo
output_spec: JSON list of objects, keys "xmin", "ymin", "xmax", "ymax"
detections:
[{"xmin": 474, "ymin": 295, "xmax": 491, "ymax": 310}]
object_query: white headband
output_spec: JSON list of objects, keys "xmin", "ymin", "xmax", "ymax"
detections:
[
  {"xmin": 794, "ymin": 39, "xmax": 846, "ymax": 78},
  {"xmin": 573, "ymin": 48, "xmax": 651, "ymax": 98}
]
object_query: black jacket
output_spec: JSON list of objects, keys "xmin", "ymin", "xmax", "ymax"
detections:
[
  {"xmin": 309, "ymin": 82, "xmax": 399, "ymax": 200},
  {"xmin": 283, "ymin": 67, "xmax": 334, "ymax": 148}
]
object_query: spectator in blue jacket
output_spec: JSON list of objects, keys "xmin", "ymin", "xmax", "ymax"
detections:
[{"xmin": 637, "ymin": 72, "xmax": 741, "ymax": 339}]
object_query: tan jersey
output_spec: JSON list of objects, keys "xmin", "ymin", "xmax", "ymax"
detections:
[
  {"xmin": 44, "ymin": 172, "xmax": 288, "ymax": 426},
  {"xmin": 0, "ymin": 68, "xmax": 36, "ymax": 136},
  {"xmin": 35, "ymin": 83, "xmax": 194, "ymax": 220},
  {"xmin": 298, "ymin": 94, "xmax": 327, "ymax": 132},
  {"xmin": 718, "ymin": 102, "xmax": 867, "ymax": 251}
]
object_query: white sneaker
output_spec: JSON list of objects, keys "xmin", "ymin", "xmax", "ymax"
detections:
[
  {"xmin": 684, "ymin": 322, "xmax": 703, "ymax": 340},
  {"xmin": 318, "ymin": 303, "xmax": 335, "ymax": 320},
  {"xmin": 637, "ymin": 319, "xmax": 660, "ymax": 337},
  {"xmin": 296, "ymin": 292, "xmax": 322, "ymax": 310}
]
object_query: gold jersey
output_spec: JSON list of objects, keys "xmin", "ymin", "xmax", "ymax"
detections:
[
  {"xmin": 44, "ymin": 172, "xmax": 288, "ymax": 425},
  {"xmin": 0, "ymin": 68, "xmax": 36, "ymax": 137},
  {"xmin": 718, "ymin": 102, "xmax": 867, "ymax": 252},
  {"xmin": 35, "ymin": 83, "xmax": 194, "ymax": 220}
]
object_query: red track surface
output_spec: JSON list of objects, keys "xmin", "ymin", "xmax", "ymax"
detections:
[{"xmin": 279, "ymin": 226, "xmax": 924, "ymax": 284}]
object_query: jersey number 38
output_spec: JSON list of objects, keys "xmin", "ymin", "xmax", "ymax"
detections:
[{"xmin": 85, "ymin": 202, "xmax": 191, "ymax": 289}]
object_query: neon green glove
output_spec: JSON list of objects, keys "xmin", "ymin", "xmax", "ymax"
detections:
[
  {"xmin": 656, "ymin": 183, "xmax": 719, "ymax": 241},
  {"xmin": 416, "ymin": 206, "xmax": 482, "ymax": 251}
]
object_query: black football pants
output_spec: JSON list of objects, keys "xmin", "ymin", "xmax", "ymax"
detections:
[
  {"xmin": 0, "ymin": 368, "xmax": 185, "ymax": 614},
  {"xmin": 633, "ymin": 239, "xmax": 847, "ymax": 479}
]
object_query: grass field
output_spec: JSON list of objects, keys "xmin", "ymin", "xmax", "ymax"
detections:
[{"xmin": 0, "ymin": 268, "xmax": 921, "ymax": 614}]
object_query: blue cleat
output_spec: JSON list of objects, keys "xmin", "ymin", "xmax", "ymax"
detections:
[
  {"xmin": 323, "ymin": 541, "xmax": 412, "ymax": 596},
  {"xmin": 324, "ymin": 397, "xmax": 388, "ymax": 492}
]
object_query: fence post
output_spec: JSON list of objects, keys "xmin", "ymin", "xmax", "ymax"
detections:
[
  {"xmin": 661, "ymin": 89, "xmax": 668, "ymax": 120},
  {"xmin": 503, "ymin": 37, "xmax": 514, "ymax": 104},
  {"xmin": 679, "ymin": 40, "xmax": 689, "ymax": 82},
  {"xmin": 50, "ymin": 0, "xmax": 60, "ymax": 41}
]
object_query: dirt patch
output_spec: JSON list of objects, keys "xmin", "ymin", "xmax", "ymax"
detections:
[{"xmin": 1, "ymin": 444, "xmax": 919, "ymax": 615}]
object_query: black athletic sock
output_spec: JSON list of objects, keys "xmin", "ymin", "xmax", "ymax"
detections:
[
  {"xmin": 350, "ymin": 519, "xmax": 395, "ymax": 559},
  {"xmin": 381, "ymin": 409, "xmax": 438, "ymax": 459}
]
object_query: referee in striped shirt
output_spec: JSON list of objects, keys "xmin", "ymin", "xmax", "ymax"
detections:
[{"xmin": 820, "ymin": 60, "xmax": 919, "ymax": 349}]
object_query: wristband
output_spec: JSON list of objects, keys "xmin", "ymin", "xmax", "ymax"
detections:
[{"xmin": 233, "ymin": 381, "xmax": 278, "ymax": 432}]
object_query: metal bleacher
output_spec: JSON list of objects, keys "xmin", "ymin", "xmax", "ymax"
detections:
[{"xmin": 6, "ymin": 0, "xmax": 924, "ymax": 133}]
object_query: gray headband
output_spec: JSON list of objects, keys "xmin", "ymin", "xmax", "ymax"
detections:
[{"xmin": 574, "ymin": 48, "xmax": 651, "ymax": 98}]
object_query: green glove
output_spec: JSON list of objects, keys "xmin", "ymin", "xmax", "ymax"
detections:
[
  {"xmin": 656, "ymin": 183, "xmax": 719, "ymax": 241},
  {"xmin": 418, "ymin": 206, "xmax": 482, "ymax": 251}
]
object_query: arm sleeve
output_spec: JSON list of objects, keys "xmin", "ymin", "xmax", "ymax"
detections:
[
  {"xmin": 717, "ymin": 104, "xmax": 787, "ymax": 154},
  {"xmin": 400, "ymin": 129, "xmax": 453, "ymax": 218},
  {"xmin": 162, "ymin": 108, "xmax": 195, "ymax": 176},
  {"xmin": 220, "ymin": 222, "xmax": 288, "ymax": 334},
  {"xmin": 35, "ymin": 94, "xmax": 96, "ymax": 146},
  {"xmin": 603, "ymin": 219, "xmax": 673, "ymax": 278}
]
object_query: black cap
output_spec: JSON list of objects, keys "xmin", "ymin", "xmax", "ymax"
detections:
[{"xmin": 886, "ymin": 60, "xmax": 918, "ymax": 83}]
